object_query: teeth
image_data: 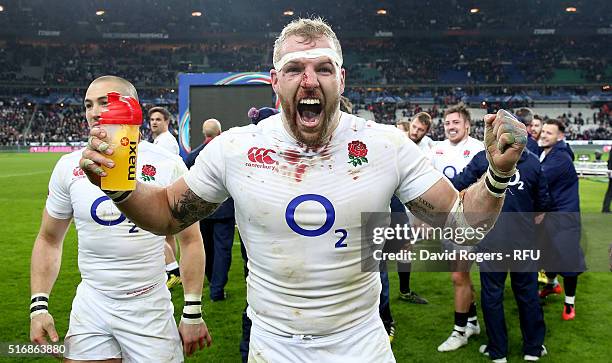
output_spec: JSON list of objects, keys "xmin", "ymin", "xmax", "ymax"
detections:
[{"xmin": 299, "ymin": 99, "xmax": 321, "ymax": 105}]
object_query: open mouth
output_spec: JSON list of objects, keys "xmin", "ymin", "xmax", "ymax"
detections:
[{"xmin": 297, "ymin": 98, "xmax": 323, "ymax": 128}]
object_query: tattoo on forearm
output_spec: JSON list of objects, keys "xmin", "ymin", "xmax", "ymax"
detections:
[
  {"xmin": 171, "ymin": 189, "xmax": 219, "ymax": 230},
  {"xmin": 406, "ymin": 197, "xmax": 437, "ymax": 225}
]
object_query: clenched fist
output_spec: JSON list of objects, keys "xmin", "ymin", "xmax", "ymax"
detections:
[{"xmin": 484, "ymin": 109, "xmax": 528, "ymax": 177}]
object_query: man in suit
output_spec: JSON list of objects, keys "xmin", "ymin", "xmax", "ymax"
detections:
[{"xmin": 537, "ymin": 119, "xmax": 585, "ymax": 320}]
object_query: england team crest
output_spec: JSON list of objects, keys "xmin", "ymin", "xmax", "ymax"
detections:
[{"xmin": 347, "ymin": 140, "xmax": 368, "ymax": 167}]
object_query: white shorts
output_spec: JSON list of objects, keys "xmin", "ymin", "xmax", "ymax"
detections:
[
  {"xmin": 248, "ymin": 312, "xmax": 395, "ymax": 363},
  {"xmin": 64, "ymin": 281, "xmax": 183, "ymax": 362}
]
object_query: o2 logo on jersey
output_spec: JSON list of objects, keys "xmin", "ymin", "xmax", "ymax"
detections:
[
  {"xmin": 443, "ymin": 165, "xmax": 458, "ymax": 179},
  {"xmin": 90, "ymin": 196, "xmax": 139, "ymax": 233},
  {"xmin": 285, "ymin": 194, "xmax": 348, "ymax": 248},
  {"xmin": 507, "ymin": 170, "xmax": 524, "ymax": 190}
]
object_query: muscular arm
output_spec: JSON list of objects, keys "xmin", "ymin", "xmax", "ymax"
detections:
[
  {"xmin": 113, "ymin": 178, "xmax": 219, "ymax": 236},
  {"xmin": 406, "ymin": 176, "xmax": 503, "ymax": 230},
  {"xmin": 31, "ymin": 210, "xmax": 71, "ymax": 295},
  {"xmin": 176, "ymin": 223, "xmax": 205, "ymax": 298}
]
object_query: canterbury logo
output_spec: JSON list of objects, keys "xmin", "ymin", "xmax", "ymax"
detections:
[{"xmin": 247, "ymin": 147, "xmax": 277, "ymax": 164}]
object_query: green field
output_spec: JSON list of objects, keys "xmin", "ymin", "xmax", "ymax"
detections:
[{"xmin": 1, "ymin": 152, "xmax": 611, "ymax": 362}]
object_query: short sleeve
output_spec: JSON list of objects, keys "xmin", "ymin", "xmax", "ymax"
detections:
[
  {"xmin": 395, "ymin": 137, "xmax": 444, "ymax": 203},
  {"xmin": 170, "ymin": 156, "xmax": 188, "ymax": 183},
  {"xmin": 183, "ymin": 136, "xmax": 230, "ymax": 203},
  {"xmin": 45, "ymin": 158, "xmax": 73, "ymax": 219}
]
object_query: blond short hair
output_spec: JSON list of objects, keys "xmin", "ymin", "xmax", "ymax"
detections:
[
  {"xmin": 412, "ymin": 112, "xmax": 432, "ymax": 131},
  {"xmin": 273, "ymin": 17, "xmax": 343, "ymax": 67}
]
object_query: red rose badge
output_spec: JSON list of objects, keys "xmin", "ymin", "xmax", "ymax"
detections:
[
  {"xmin": 141, "ymin": 164, "xmax": 156, "ymax": 182},
  {"xmin": 348, "ymin": 140, "xmax": 368, "ymax": 167}
]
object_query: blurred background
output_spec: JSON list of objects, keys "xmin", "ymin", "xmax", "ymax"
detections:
[{"xmin": 0, "ymin": 0, "xmax": 610, "ymax": 149}]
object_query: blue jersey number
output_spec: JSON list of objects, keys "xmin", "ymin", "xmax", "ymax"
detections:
[
  {"xmin": 285, "ymin": 194, "xmax": 347, "ymax": 248},
  {"xmin": 128, "ymin": 222, "xmax": 139, "ymax": 233},
  {"xmin": 334, "ymin": 229, "xmax": 348, "ymax": 248}
]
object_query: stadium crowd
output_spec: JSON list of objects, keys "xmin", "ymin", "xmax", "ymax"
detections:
[
  {"xmin": 0, "ymin": 98, "xmax": 178, "ymax": 146},
  {"xmin": 1, "ymin": 94, "xmax": 610, "ymax": 146},
  {"xmin": 2, "ymin": 0, "xmax": 609, "ymax": 35},
  {"xmin": 1, "ymin": 36, "xmax": 610, "ymax": 86},
  {"xmin": 1, "ymin": 2, "xmax": 610, "ymax": 147}
]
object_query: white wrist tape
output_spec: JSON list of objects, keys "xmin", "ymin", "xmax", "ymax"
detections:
[
  {"xmin": 274, "ymin": 48, "xmax": 343, "ymax": 70},
  {"xmin": 30, "ymin": 293, "xmax": 50, "ymax": 319},
  {"xmin": 182, "ymin": 294, "xmax": 203, "ymax": 325},
  {"xmin": 485, "ymin": 168, "xmax": 512, "ymax": 198}
]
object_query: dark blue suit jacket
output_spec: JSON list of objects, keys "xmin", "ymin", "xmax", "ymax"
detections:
[
  {"xmin": 526, "ymin": 136, "xmax": 540, "ymax": 155},
  {"xmin": 540, "ymin": 141, "xmax": 579, "ymax": 212}
]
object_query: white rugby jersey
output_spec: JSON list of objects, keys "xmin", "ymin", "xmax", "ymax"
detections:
[
  {"xmin": 416, "ymin": 135, "xmax": 435, "ymax": 158},
  {"xmin": 431, "ymin": 136, "xmax": 484, "ymax": 179},
  {"xmin": 184, "ymin": 112, "xmax": 442, "ymax": 336},
  {"xmin": 46, "ymin": 141, "xmax": 187, "ymax": 299},
  {"xmin": 154, "ymin": 131, "xmax": 180, "ymax": 155}
]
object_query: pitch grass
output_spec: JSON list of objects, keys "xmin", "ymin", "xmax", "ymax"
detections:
[{"xmin": 0, "ymin": 152, "xmax": 611, "ymax": 362}]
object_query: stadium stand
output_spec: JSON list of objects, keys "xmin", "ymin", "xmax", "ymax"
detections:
[
  {"xmin": 0, "ymin": 0, "xmax": 610, "ymax": 35},
  {"xmin": 0, "ymin": 0, "xmax": 610, "ymax": 145}
]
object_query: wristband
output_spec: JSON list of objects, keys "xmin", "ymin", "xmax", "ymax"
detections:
[
  {"xmin": 485, "ymin": 168, "xmax": 511, "ymax": 198},
  {"xmin": 103, "ymin": 190, "xmax": 133, "ymax": 204},
  {"xmin": 182, "ymin": 294, "xmax": 204, "ymax": 324},
  {"xmin": 30, "ymin": 293, "xmax": 49, "ymax": 319}
]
